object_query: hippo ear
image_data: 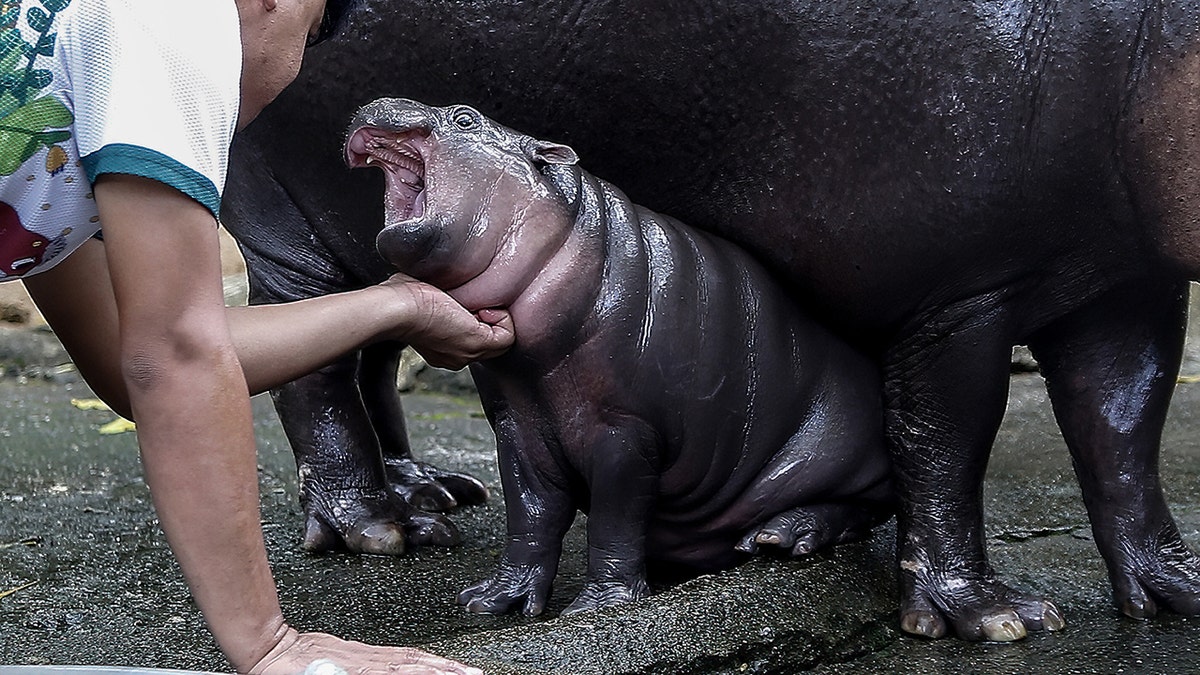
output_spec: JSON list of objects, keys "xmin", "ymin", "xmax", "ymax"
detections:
[{"xmin": 528, "ymin": 139, "xmax": 579, "ymax": 166}]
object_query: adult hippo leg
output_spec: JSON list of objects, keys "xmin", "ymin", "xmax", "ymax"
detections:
[
  {"xmin": 270, "ymin": 357, "xmax": 459, "ymax": 553},
  {"xmin": 1029, "ymin": 279, "xmax": 1200, "ymax": 618},
  {"xmin": 358, "ymin": 341, "xmax": 489, "ymax": 512},
  {"xmin": 886, "ymin": 292, "xmax": 1064, "ymax": 641}
]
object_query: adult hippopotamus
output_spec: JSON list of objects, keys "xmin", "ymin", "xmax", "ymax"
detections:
[
  {"xmin": 343, "ymin": 97, "xmax": 895, "ymax": 614},
  {"xmin": 220, "ymin": 0, "xmax": 1200, "ymax": 642}
]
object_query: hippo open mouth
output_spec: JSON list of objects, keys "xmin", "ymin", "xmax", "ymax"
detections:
[{"xmin": 345, "ymin": 127, "xmax": 428, "ymax": 223}]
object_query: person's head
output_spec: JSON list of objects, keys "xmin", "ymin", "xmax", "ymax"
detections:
[{"xmin": 235, "ymin": 0, "xmax": 359, "ymax": 129}]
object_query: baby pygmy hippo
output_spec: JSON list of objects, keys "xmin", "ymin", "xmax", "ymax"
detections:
[{"xmin": 345, "ymin": 98, "xmax": 894, "ymax": 615}]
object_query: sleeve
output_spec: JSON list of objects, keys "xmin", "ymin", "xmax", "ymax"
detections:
[{"xmin": 61, "ymin": 0, "xmax": 242, "ymax": 218}]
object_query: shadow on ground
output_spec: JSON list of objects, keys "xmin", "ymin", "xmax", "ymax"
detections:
[{"xmin": 4, "ymin": 291, "xmax": 1200, "ymax": 672}]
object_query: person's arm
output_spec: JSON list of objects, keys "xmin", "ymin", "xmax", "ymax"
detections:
[
  {"xmin": 79, "ymin": 173, "xmax": 481, "ymax": 675},
  {"xmin": 24, "ymin": 229, "xmax": 513, "ymax": 423},
  {"xmin": 93, "ymin": 172, "xmax": 288, "ymax": 669},
  {"xmin": 228, "ymin": 271, "xmax": 514, "ymax": 392}
]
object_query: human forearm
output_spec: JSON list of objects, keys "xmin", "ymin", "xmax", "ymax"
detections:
[
  {"xmin": 26, "ymin": 244, "xmax": 513, "ymax": 419},
  {"xmin": 227, "ymin": 284, "xmax": 402, "ymax": 395},
  {"xmin": 129, "ymin": 344, "xmax": 286, "ymax": 671},
  {"xmin": 229, "ymin": 274, "xmax": 513, "ymax": 396},
  {"xmin": 26, "ymin": 250, "xmax": 403, "ymax": 411}
]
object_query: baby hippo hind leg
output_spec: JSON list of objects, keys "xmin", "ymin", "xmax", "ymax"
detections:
[
  {"xmin": 737, "ymin": 499, "xmax": 893, "ymax": 557},
  {"xmin": 735, "ymin": 360, "xmax": 896, "ymax": 559}
]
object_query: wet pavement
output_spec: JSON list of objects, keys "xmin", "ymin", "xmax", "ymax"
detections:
[{"xmin": 4, "ymin": 298, "xmax": 1200, "ymax": 673}]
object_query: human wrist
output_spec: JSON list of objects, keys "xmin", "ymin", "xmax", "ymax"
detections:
[
  {"xmin": 237, "ymin": 619, "xmax": 297, "ymax": 675},
  {"xmin": 365, "ymin": 277, "xmax": 423, "ymax": 344}
]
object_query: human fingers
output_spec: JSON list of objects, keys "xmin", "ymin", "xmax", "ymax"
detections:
[
  {"xmin": 411, "ymin": 305, "xmax": 514, "ymax": 368},
  {"xmin": 474, "ymin": 307, "xmax": 509, "ymax": 325},
  {"xmin": 473, "ymin": 309, "xmax": 514, "ymax": 356},
  {"xmin": 252, "ymin": 632, "xmax": 483, "ymax": 675},
  {"xmin": 304, "ymin": 640, "xmax": 484, "ymax": 675}
]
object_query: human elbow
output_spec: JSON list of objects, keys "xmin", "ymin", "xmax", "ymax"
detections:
[
  {"xmin": 120, "ymin": 349, "xmax": 170, "ymax": 392},
  {"xmin": 118, "ymin": 322, "xmax": 240, "ymax": 396}
]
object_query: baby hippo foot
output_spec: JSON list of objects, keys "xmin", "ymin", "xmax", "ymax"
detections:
[
  {"xmin": 562, "ymin": 577, "xmax": 651, "ymax": 615},
  {"xmin": 301, "ymin": 486, "xmax": 461, "ymax": 556},
  {"xmin": 384, "ymin": 455, "xmax": 490, "ymax": 512},
  {"xmin": 1108, "ymin": 535, "xmax": 1200, "ymax": 619},
  {"xmin": 458, "ymin": 560, "xmax": 557, "ymax": 616},
  {"xmin": 899, "ymin": 562, "xmax": 1065, "ymax": 641},
  {"xmin": 736, "ymin": 503, "xmax": 883, "ymax": 557}
]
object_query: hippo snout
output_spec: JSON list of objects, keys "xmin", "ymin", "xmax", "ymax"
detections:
[
  {"xmin": 344, "ymin": 100, "xmax": 443, "ymax": 236},
  {"xmin": 345, "ymin": 99, "xmax": 435, "ymax": 169},
  {"xmin": 347, "ymin": 98, "xmax": 435, "ymax": 137}
]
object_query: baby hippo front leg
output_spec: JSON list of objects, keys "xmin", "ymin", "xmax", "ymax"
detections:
[
  {"xmin": 457, "ymin": 533, "xmax": 566, "ymax": 616},
  {"xmin": 458, "ymin": 437, "xmax": 571, "ymax": 610},
  {"xmin": 458, "ymin": 415, "xmax": 574, "ymax": 616},
  {"xmin": 562, "ymin": 424, "xmax": 659, "ymax": 614}
]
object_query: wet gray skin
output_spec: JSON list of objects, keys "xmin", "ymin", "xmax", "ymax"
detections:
[
  {"xmin": 344, "ymin": 98, "xmax": 895, "ymax": 616},
  {"xmin": 223, "ymin": 0, "xmax": 1200, "ymax": 643}
]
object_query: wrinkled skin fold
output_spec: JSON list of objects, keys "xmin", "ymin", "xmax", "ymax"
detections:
[{"xmin": 222, "ymin": 0, "xmax": 1200, "ymax": 640}]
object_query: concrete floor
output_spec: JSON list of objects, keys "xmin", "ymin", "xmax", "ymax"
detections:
[{"xmin": 4, "ymin": 302, "xmax": 1200, "ymax": 672}]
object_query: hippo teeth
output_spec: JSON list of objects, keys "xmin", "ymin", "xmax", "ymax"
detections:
[
  {"xmin": 361, "ymin": 135, "xmax": 427, "ymax": 220},
  {"xmin": 365, "ymin": 145, "xmax": 425, "ymax": 184}
]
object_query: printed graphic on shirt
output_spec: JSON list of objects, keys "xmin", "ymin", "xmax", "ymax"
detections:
[
  {"xmin": 0, "ymin": 199, "xmax": 60, "ymax": 276},
  {"xmin": 0, "ymin": 0, "xmax": 73, "ymax": 176},
  {"xmin": 0, "ymin": 0, "xmax": 77, "ymax": 280}
]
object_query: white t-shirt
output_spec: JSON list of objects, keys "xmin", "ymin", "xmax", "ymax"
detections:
[{"xmin": 0, "ymin": 0, "xmax": 241, "ymax": 280}]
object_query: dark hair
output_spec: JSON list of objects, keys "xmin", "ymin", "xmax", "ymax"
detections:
[{"xmin": 307, "ymin": 0, "xmax": 359, "ymax": 47}]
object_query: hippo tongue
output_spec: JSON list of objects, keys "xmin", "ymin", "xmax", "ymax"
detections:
[
  {"xmin": 408, "ymin": 188, "xmax": 426, "ymax": 221},
  {"xmin": 384, "ymin": 188, "xmax": 426, "ymax": 228},
  {"xmin": 392, "ymin": 162, "xmax": 423, "ymax": 192},
  {"xmin": 381, "ymin": 166, "xmax": 425, "ymax": 222}
]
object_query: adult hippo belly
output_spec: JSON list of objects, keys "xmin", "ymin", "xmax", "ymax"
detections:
[{"xmin": 220, "ymin": 0, "xmax": 1200, "ymax": 641}]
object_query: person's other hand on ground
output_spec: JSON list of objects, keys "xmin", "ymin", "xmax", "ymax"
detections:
[{"xmin": 248, "ymin": 627, "xmax": 484, "ymax": 675}]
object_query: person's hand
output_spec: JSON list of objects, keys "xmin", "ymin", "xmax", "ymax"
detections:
[
  {"xmin": 380, "ymin": 273, "xmax": 515, "ymax": 369},
  {"xmin": 247, "ymin": 628, "xmax": 484, "ymax": 675}
]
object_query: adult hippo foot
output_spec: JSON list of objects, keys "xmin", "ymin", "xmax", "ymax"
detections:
[
  {"xmin": 458, "ymin": 559, "xmax": 557, "ymax": 616},
  {"xmin": 734, "ymin": 503, "xmax": 882, "ymax": 557},
  {"xmin": 301, "ymin": 486, "xmax": 461, "ymax": 556},
  {"xmin": 562, "ymin": 578, "xmax": 651, "ymax": 615},
  {"xmin": 384, "ymin": 455, "xmax": 490, "ymax": 513},
  {"xmin": 1108, "ymin": 536, "xmax": 1200, "ymax": 619},
  {"xmin": 898, "ymin": 563, "xmax": 1065, "ymax": 641}
]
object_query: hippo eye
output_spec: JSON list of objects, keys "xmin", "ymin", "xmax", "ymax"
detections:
[{"xmin": 452, "ymin": 108, "xmax": 479, "ymax": 129}]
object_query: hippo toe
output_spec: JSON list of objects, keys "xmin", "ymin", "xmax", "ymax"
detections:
[
  {"xmin": 735, "ymin": 503, "xmax": 888, "ymax": 557},
  {"xmin": 384, "ymin": 455, "xmax": 489, "ymax": 512},
  {"xmin": 300, "ymin": 484, "xmax": 460, "ymax": 555}
]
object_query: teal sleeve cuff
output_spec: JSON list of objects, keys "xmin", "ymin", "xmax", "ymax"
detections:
[{"xmin": 81, "ymin": 143, "xmax": 221, "ymax": 218}]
